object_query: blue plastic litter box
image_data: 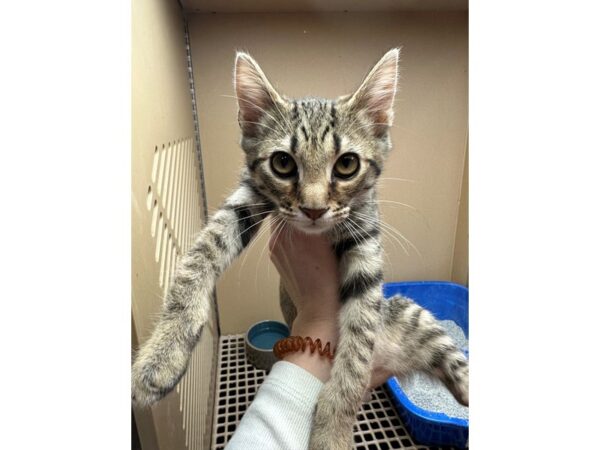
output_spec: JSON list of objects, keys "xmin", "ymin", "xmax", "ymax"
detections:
[{"xmin": 383, "ymin": 281, "xmax": 469, "ymax": 449}]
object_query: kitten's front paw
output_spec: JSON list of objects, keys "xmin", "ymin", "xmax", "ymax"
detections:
[
  {"xmin": 131, "ymin": 340, "xmax": 189, "ymax": 407},
  {"xmin": 309, "ymin": 385, "xmax": 354, "ymax": 450}
]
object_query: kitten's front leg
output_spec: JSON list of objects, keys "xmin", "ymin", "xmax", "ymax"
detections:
[
  {"xmin": 309, "ymin": 235, "xmax": 384, "ymax": 450},
  {"xmin": 132, "ymin": 182, "xmax": 271, "ymax": 406}
]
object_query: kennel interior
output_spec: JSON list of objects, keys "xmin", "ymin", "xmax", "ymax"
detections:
[{"xmin": 131, "ymin": 1, "xmax": 468, "ymax": 448}]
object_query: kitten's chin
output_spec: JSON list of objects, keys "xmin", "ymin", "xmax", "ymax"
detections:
[{"xmin": 289, "ymin": 221, "xmax": 333, "ymax": 235}]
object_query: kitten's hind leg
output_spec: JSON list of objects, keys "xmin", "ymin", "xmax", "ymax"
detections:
[
  {"xmin": 379, "ymin": 295, "xmax": 469, "ymax": 406},
  {"xmin": 432, "ymin": 354, "xmax": 469, "ymax": 406}
]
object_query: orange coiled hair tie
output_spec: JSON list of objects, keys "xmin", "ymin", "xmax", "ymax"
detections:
[{"xmin": 273, "ymin": 336, "xmax": 335, "ymax": 361}]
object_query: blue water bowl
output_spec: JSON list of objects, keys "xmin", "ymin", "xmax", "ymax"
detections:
[
  {"xmin": 245, "ymin": 320, "xmax": 290, "ymax": 371},
  {"xmin": 383, "ymin": 281, "xmax": 469, "ymax": 449}
]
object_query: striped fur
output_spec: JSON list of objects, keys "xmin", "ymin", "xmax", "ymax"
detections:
[
  {"xmin": 131, "ymin": 49, "xmax": 468, "ymax": 449},
  {"xmin": 131, "ymin": 181, "xmax": 273, "ymax": 405}
]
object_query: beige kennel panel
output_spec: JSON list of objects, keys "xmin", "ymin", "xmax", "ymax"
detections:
[{"xmin": 132, "ymin": 0, "xmax": 217, "ymax": 448}]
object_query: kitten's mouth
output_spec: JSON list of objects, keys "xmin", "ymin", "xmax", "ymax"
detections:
[
  {"xmin": 277, "ymin": 216, "xmax": 332, "ymax": 235},
  {"xmin": 276, "ymin": 207, "xmax": 350, "ymax": 235},
  {"xmin": 295, "ymin": 220, "xmax": 333, "ymax": 235}
]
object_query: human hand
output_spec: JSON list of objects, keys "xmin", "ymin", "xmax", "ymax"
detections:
[
  {"xmin": 269, "ymin": 223, "xmax": 393, "ymax": 388},
  {"xmin": 269, "ymin": 223, "xmax": 341, "ymax": 381},
  {"xmin": 269, "ymin": 223, "xmax": 340, "ymax": 321}
]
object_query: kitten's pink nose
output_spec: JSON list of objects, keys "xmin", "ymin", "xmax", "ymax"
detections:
[{"xmin": 300, "ymin": 207, "xmax": 329, "ymax": 221}]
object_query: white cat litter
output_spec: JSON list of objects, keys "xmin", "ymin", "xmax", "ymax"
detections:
[{"xmin": 397, "ymin": 319, "xmax": 469, "ymax": 420}]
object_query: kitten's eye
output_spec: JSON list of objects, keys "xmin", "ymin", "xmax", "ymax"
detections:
[
  {"xmin": 333, "ymin": 153, "xmax": 360, "ymax": 179},
  {"xmin": 270, "ymin": 152, "xmax": 297, "ymax": 178}
]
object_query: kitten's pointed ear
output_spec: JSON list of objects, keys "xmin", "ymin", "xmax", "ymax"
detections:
[
  {"xmin": 345, "ymin": 48, "xmax": 400, "ymax": 136},
  {"xmin": 234, "ymin": 52, "xmax": 284, "ymax": 137}
]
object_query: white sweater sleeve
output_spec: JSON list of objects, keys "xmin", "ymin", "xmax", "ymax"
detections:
[{"xmin": 225, "ymin": 361, "xmax": 324, "ymax": 450}]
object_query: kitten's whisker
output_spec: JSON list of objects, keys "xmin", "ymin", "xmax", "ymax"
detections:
[
  {"xmin": 350, "ymin": 122, "xmax": 394, "ymax": 133},
  {"xmin": 365, "ymin": 199, "xmax": 431, "ymax": 229},
  {"xmin": 239, "ymin": 215, "xmax": 274, "ymax": 274},
  {"xmin": 239, "ymin": 121, "xmax": 282, "ymax": 135},
  {"xmin": 376, "ymin": 225, "xmax": 409, "ymax": 256},
  {"xmin": 267, "ymin": 219, "xmax": 284, "ymax": 281},
  {"xmin": 206, "ymin": 202, "xmax": 270, "ymax": 216},
  {"xmin": 341, "ymin": 114, "xmax": 365, "ymax": 134},
  {"xmin": 345, "ymin": 217, "xmax": 383, "ymax": 258},
  {"xmin": 267, "ymin": 216, "xmax": 284, "ymax": 251},
  {"xmin": 285, "ymin": 221, "xmax": 293, "ymax": 249},
  {"xmin": 351, "ymin": 212, "xmax": 409, "ymax": 255},
  {"xmin": 391, "ymin": 124, "xmax": 423, "ymax": 138},
  {"xmin": 340, "ymin": 107, "xmax": 373, "ymax": 132},
  {"xmin": 385, "ymin": 226, "xmax": 422, "ymax": 259},
  {"xmin": 344, "ymin": 216, "xmax": 394, "ymax": 268},
  {"xmin": 264, "ymin": 217, "xmax": 283, "ymax": 282},
  {"xmin": 343, "ymin": 218, "xmax": 368, "ymax": 249},
  {"xmin": 354, "ymin": 212, "xmax": 421, "ymax": 258},
  {"xmin": 377, "ymin": 177, "xmax": 417, "ymax": 184},
  {"xmin": 256, "ymin": 217, "xmax": 285, "ymax": 290},
  {"xmin": 339, "ymin": 221, "xmax": 369, "ymax": 263},
  {"xmin": 237, "ymin": 221, "xmax": 265, "ymax": 279},
  {"xmin": 229, "ymin": 213, "xmax": 270, "ymax": 251},
  {"xmin": 270, "ymin": 98, "xmax": 295, "ymax": 134},
  {"xmin": 229, "ymin": 209, "xmax": 275, "ymax": 225},
  {"xmin": 340, "ymin": 221, "xmax": 359, "ymax": 247},
  {"xmin": 228, "ymin": 212, "xmax": 275, "ymax": 262},
  {"xmin": 345, "ymin": 217, "xmax": 396, "ymax": 271},
  {"xmin": 366, "ymin": 199, "xmax": 419, "ymax": 212},
  {"xmin": 271, "ymin": 217, "xmax": 287, "ymax": 249},
  {"xmin": 229, "ymin": 202, "xmax": 271, "ymax": 208},
  {"xmin": 251, "ymin": 219, "xmax": 275, "ymax": 292},
  {"xmin": 345, "ymin": 218, "xmax": 393, "ymax": 268},
  {"xmin": 239, "ymin": 215, "xmax": 280, "ymax": 286}
]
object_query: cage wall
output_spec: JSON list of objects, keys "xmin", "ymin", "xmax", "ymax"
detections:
[
  {"xmin": 132, "ymin": 0, "xmax": 217, "ymax": 448},
  {"xmin": 187, "ymin": 11, "xmax": 469, "ymax": 335}
]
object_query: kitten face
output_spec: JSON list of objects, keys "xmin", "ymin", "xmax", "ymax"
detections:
[{"xmin": 234, "ymin": 50, "xmax": 399, "ymax": 234}]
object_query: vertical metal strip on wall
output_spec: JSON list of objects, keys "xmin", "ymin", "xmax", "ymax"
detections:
[
  {"xmin": 183, "ymin": 13, "xmax": 222, "ymax": 336},
  {"xmin": 183, "ymin": 17, "xmax": 208, "ymax": 224},
  {"xmin": 182, "ymin": 9, "xmax": 221, "ymax": 449}
]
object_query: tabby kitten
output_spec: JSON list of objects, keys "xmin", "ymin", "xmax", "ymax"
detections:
[{"xmin": 132, "ymin": 49, "xmax": 469, "ymax": 449}]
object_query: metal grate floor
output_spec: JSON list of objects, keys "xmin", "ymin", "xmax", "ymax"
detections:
[{"xmin": 212, "ymin": 335, "xmax": 457, "ymax": 450}]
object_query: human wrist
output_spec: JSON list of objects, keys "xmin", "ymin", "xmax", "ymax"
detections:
[
  {"xmin": 281, "ymin": 315, "xmax": 339, "ymax": 383},
  {"xmin": 291, "ymin": 313, "xmax": 339, "ymax": 346},
  {"xmin": 294, "ymin": 293, "xmax": 340, "ymax": 324},
  {"xmin": 282, "ymin": 347, "xmax": 333, "ymax": 383}
]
